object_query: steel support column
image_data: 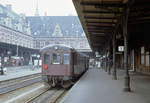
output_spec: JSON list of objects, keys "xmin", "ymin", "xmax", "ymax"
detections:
[
  {"xmin": 113, "ymin": 34, "xmax": 117, "ymax": 80},
  {"xmin": 123, "ymin": 7, "xmax": 131, "ymax": 92},
  {"xmin": 16, "ymin": 45, "xmax": 19, "ymax": 57},
  {"xmin": 108, "ymin": 46, "xmax": 111, "ymax": 75},
  {"xmin": 108, "ymin": 58, "xmax": 111, "ymax": 75},
  {"xmin": 0, "ymin": 53, "xmax": 4, "ymax": 75},
  {"xmin": 1, "ymin": 53, "xmax": 4, "ymax": 67},
  {"xmin": 105, "ymin": 49, "xmax": 107, "ymax": 72}
]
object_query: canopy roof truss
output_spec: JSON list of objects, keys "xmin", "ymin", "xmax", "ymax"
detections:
[{"xmin": 73, "ymin": 0, "xmax": 150, "ymax": 53}]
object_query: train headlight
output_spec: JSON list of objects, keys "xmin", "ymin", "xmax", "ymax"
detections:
[
  {"xmin": 43, "ymin": 64, "xmax": 48, "ymax": 69},
  {"xmin": 54, "ymin": 46, "xmax": 58, "ymax": 50}
]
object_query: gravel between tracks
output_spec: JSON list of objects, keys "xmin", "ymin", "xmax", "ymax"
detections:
[{"xmin": 26, "ymin": 88, "xmax": 67, "ymax": 103}]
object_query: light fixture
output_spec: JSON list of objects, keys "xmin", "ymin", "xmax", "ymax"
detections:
[{"xmin": 54, "ymin": 46, "xmax": 58, "ymax": 50}]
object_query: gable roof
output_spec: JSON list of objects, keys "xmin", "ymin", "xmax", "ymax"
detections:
[{"xmin": 26, "ymin": 16, "xmax": 84, "ymax": 36}]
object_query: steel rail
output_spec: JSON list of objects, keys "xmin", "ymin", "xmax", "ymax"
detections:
[{"xmin": 0, "ymin": 75, "xmax": 42, "ymax": 95}]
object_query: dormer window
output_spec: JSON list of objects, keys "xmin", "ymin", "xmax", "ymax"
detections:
[{"xmin": 52, "ymin": 24, "xmax": 63, "ymax": 37}]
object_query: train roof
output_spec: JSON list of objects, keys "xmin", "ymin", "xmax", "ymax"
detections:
[
  {"xmin": 40, "ymin": 44, "xmax": 75, "ymax": 52},
  {"xmin": 40, "ymin": 44, "xmax": 89, "ymax": 58}
]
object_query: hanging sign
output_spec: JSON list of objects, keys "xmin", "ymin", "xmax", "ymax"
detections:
[{"xmin": 118, "ymin": 46, "xmax": 124, "ymax": 52}]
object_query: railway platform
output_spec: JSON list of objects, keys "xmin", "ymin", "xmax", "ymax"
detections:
[
  {"xmin": 61, "ymin": 69, "xmax": 150, "ymax": 103},
  {"xmin": 0, "ymin": 66, "xmax": 41, "ymax": 81}
]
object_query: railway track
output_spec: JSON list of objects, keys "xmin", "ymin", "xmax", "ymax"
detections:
[
  {"xmin": 25, "ymin": 88, "xmax": 67, "ymax": 103},
  {"xmin": 0, "ymin": 73, "xmax": 69, "ymax": 103},
  {"xmin": 0, "ymin": 73, "xmax": 42, "ymax": 95}
]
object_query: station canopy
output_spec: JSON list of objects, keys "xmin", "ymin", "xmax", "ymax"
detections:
[{"xmin": 72, "ymin": 0, "xmax": 150, "ymax": 52}]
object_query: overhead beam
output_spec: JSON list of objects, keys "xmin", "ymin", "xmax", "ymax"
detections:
[
  {"xmin": 84, "ymin": 16, "xmax": 117, "ymax": 20},
  {"xmin": 85, "ymin": 20, "xmax": 116, "ymax": 24},
  {"xmin": 129, "ymin": 11, "xmax": 150, "ymax": 17},
  {"xmin": 86, "ymin": 24, "xmax": 115, "ymax": 27},
  {"xmin": 89, "ymin": 34, "xmax": 105, "ymax": 36},
  {"xmin": 87, "ymin": 28, "xmax": 113, "ymax": 31},
  {"xmin": 88, "ymin": 32, "xmax": 106, "ymax": 35},
  {"xmin": 83, "ymin": 10, "xmax": 122, "ymax": 14},
  {"xmin": 128, "ymin": 20, "xmax": 150, "ymax": 24},
  {"xmin": 129, "ymin": 17, "xmax": 150, "ymax": 21},
  {"xmin": 129, "ymin": 13, "xmax": 150, "ymax": 19},
  {"xmin": 130, "ymin": 7, "xmax": 150, "ymax": 12},
  {"xmin": 89, "ymin": 34, "xmax": 107, "ymax": 37},
  {"xmin": 90, "ymin": 39, "xmax": 105, "ymax": 43},
  {"xmin": 88, "ymin": 31, "xmax": 112, "ymax": 33},
  {"xmin": 87, "ymin": 26, "xmax": 113, "ymax": 28},
  {"xmin": 90, "ymin": 38, "xmax": 106, "ymax": 41},
  {"xmin": 88, "ymin": 29, "xmax": 112, "ymax": 31},
  {"xmin": 87, "ymin": 25, "xmax": 114, "ymax": 29},
  {"xmin": 88, "ymin": 33, "xmax": 112, "ymax": 37},
  {"xmin": 133, "ymin": 2, "xmax": 150, "ymax": 7},
  {"xmin": 85, "ymin": 18, "xmax": 118, "ymax": 22},
  {"xmin": 93, "ymin": 43, "xmax": 104, "ymax": 46},
  {"xmin": 80, "ymin": 1, "xmax": 125, "ymax": 7}
]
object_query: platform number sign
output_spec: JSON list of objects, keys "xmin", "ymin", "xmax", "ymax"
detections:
[{"xmin": 118, "ymin": 46, "xmax": 124, "ymax": 52}]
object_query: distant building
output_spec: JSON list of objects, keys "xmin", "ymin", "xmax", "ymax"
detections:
[
  {"xmin": 33, "ymin": 35, "xmax": 90, "ymax": 49},
  {"xmin": 0, "ymin": 4, "xmax": 91, "ymax": 50},
  {"xmin": 0, "ymin": 24, "xmax": 33, "ymax": 48},
  {"xmin": 0, "ymin": 4, "xmax": 31, "ymax": 35},
  {"xmin": 26, "ymin": 16, "xmax": 83, "ymax": 37}
]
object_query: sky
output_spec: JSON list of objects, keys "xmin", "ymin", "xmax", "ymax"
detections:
[{"xmin": 0, "ymin": 0, "xmax": 77, "ymax": 16}]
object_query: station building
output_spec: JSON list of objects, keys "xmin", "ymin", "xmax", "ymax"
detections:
[
  {"xmin": 0, "ymin": 4, "xmax": 90, "ymax": 50},
  {"xmin": 0, "ymin": 4, "xmax": 91, "ymax": 66}
]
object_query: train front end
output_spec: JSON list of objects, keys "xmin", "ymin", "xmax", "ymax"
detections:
[{"xmin": 41, "ymin": 45, "xmax": 73, "ymax": 88}]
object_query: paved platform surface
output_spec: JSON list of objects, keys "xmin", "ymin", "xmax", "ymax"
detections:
[
  {"xmin": 0, "ymin": 66, "xmax": 41, "ymax": 81},
  {"xmin": 61, "ymin": 69, "xmax": 150, "ymax": 103}
]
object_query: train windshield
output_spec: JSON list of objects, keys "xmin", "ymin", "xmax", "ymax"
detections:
[
  {"xmin": 63, "ymin": 54, "xmax": 70, "ymax": 64},
  {"xmin": 44, "ymin": 54, "xmax": 50, "ymax": 65},
  {"xmin": 52, "ymin": 53, "xmax": 61, "ymax": 64}
]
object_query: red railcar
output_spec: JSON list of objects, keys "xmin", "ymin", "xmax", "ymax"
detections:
[{"xmin": 40, "ymin": 44, "xmax": 89, "ymax": 88}]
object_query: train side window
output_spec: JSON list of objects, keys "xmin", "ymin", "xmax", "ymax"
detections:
[
  {"xmin": 63, "ymin": 54, "xmax": 70, "ymax": 64},
  {"xmin": 44, "ymin": 54, "xmax": 50, "ymax": 65},
  {"xmin": 52, "ymin": 53, "xmax": 61, "ymax": 64}
]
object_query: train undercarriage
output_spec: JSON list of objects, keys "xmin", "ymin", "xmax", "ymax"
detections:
[{"xmin": 42, "ymin": 75, "xmax": 73, "ymax": 88}]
